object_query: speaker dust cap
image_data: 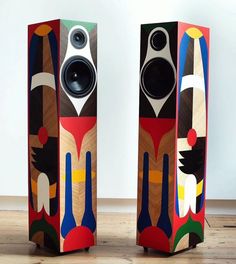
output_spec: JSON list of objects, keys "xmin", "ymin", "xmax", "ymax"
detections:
[{"xmin": 62, "ymin": 56, "xmax": 96, "ymax": 98}]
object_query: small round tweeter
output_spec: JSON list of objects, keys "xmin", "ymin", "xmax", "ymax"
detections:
[
  {"xmin": 150, "ymin": 30, "xmax": 167, "ymax": 51},
  {"xmin": 62, "ymin": 56, "xmax": 96, "ymax": 98},
  {"xmin": 141, "ymin": 57, "xmax": 175, "ymax": 99},
  {"xmin": 70, "ymin": 28, "xmax": 87, "ymax": 49}
]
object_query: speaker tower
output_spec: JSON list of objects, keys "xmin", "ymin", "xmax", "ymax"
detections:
[
  {"xmin": 28, "ymin": 19, "xmax": 97, "ymax": 253},
  {"xmin": 137, "ymin": 22, "xmax": 209, "ymax": 253}
]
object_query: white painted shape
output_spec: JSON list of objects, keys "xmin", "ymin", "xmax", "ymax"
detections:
[
  {"xmin": 181, "ymin": 74, "xmax": 205, "ymax": 92},
  {"xmin": 31, "ymin": 72, "xmax": 55, "ymax": 90},
  {"xmin": 183, "ymin": 175, "xmax": 197, "ymax": 217},
  {"xmin": 37, "ymin": 173, "xmax": 50, "ymax": 215},
  {"xmin": 60, "ymin": 25, "xmax": 97, "ymax": 116},
  {"xmin": 192, "ymin": 88, "xmax": 206, "ymax": 137}
]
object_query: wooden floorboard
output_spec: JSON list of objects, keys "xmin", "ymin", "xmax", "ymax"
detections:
[{"xmin": 0, "ymin": 211, "xmax": 235, "ymax": 263}]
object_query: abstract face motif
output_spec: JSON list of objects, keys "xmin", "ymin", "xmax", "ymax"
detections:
[{"xmin": 176, "ymin": 27, "xmax": 208, "ymax": 217}]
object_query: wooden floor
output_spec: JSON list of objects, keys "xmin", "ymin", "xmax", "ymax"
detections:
[{"xmin": 0, "ymin": 211, "xmax": 235, "ymax": 263}]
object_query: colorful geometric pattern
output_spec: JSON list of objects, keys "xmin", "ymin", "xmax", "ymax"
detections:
[
  {"xmin": 137, "ymin": 22, "xmax": 209, "ymax": 253},
  {"xmin": 59, "ymin": 20, "xmax": 97, "ymax": 252},
  {"xmin": 28, "ymin": 20, "xmax": 60, "ymax": 251},
  {"xmin": 28, "ymin": 19, "xmax": 97, "ymax": 253}
]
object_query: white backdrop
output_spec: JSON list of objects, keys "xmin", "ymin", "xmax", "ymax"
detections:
[{"xmin": 0, "ymin": 0, "xmax": 235, "ymax": 199}]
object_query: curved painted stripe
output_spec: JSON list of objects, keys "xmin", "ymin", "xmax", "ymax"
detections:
[
  {"xmin": 156, "ymin": 154, "xmax": 172, "ymax": 238},
  {"xmin": 31, "ymin": 72, "xmax": 55, "ymax": 90},
  {"xmin": 137, "ymin": 152, "xmax": 152, "ymax": 233},
  {"xmin": 181, "ymin": 75, "xmax": 205, "ymax": 92},
  {"xmin": 199, "ymin": 36, "xmax": 209, "ymax": 95},
  {"xmin": 61, "ymin": 153, "xmax": 76, "ymax": 238},
  {"xmin": 178, "ymin": 33, "xmax": 190, "ymax": 93},
  {"xmin": 81, "ymin": 152, "xmax": 96, "ymax": 233}
]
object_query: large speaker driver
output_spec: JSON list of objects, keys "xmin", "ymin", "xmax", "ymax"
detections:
[
  {"xmin": 141, "ymin": 57, "xmax": 175, "ymax": 99},
  {"xmin": 61, "ymin": 56, "xmax": 96, "ymax": 98}
]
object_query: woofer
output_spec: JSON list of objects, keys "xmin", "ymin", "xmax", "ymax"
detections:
[
  {"xmin": 141, "ymin": 57, "xmax": 175, "ymax": 99},
  {"xmin": 61, "ymin": 56, "xmax": 96, "ymax": 98}
]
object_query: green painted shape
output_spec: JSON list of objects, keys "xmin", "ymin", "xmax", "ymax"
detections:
[
  {"xmin": 61, "ymin": 19, "xmax": 96, "ymax": 32},
  {"xmin": 173, "ymin": 216, "xmax": 204, "ymax": 250},
  {"xmin": 29, "ymin": 217, "xmax": 59, "ymax": 250},
  {"xmin": 142, "ymin": 22, "xmax": 177, "ymax": 34}
]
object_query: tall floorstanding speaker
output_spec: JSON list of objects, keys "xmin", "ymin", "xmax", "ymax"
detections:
[
  {"xmin": 28, "ymin": 19, "xmax": 97, "ymax": 253},
  {"xmin": 137, "ymin": 22, "xmax": 209, "ymax": 253}
]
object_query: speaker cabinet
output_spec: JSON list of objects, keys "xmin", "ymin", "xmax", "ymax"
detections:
[
  {"xmin": 28, "ymin": 19, "xmax": 97, "ymax": 253},
  {"xmin": 137, "ymin": 22, "xmax": 209, "ymax": 253}
]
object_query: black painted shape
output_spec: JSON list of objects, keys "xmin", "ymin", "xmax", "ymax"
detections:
[
  {"xmin": 81, "ymin": 152, "xmax": 96, "ymax": 233},
  {"xmin": 179, "ymin": 149, "xmax": 204, "ymax": 177},
  {"xmin": 137, "ymin": 152, "xmax": 152, "ymax": 233},
  {"xmin": 156, "ymin": 154, "xmax": 172, "ymax": 238},
  {"xmin": 48, "ymin": 30, "xmax": 58, "ymax": 89},
  {"xmin": 29, "ymin": 86, "xmax": 43, "ymax": 135},
  {"xmin": 178, "ymin": 88, "xmax": 193, "ymax": 138},
  {"xmin": 196, "ymin": 194, "xmax": 202, "ymax": 213},
  {"xmin": 139, "ymin": 89, "xmax": 156, "ymax": 117},
  {"xmin": 80, "ymin": 87, "xmax": 97, "ymax": 116},
  {"xmin": 31, "ymin": 137, "xmax": 58, "ymax": 184},
  {"xmin": 60, "ymin": 88, "xmax": 78, "ymax": 117},
  {"xmin": 158, "ymin": 89, "xmax": 176, "ymax": 118},
  {"xmin": 29, "ymin": 34, "xmax": 43, "ymax": 88}
]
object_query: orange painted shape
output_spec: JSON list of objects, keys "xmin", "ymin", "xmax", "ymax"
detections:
[{"xmin": 35, "ymin": 24, "xmax": 52, "ymax": 36}]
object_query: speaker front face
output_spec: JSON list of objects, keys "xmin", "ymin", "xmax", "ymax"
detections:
[
  {"xmin": 59, "ymin": 20, "xmax": 97, "ymax": 252},
  {"xmin": 28, "ymin": 20, "xmax": 60, "ymax": 251},
  {"xmin": 137, "ymin": 23, "xmax": 177, "ymax": 252},
  {"xmin": 173, "ymin": 24, "xmax": 209, "ymax": 252}
]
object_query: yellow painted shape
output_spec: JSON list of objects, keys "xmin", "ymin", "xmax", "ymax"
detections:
[
  {"xmin": 31, "ymin": 178, "xmax": 57, "ymax": 198},
  {"xmin": 35, "ymin": 24, "xmax": 52, "ymax": 36},
  {"xmin": 62, "ymin": 169, "xmax": 96, "ymax": 183},
  {"xmin": 178, "ymin": 179, "xmax": 204, "ymax": 199},
  {"xmin": 139, "ymin": 170, "xmax": 162, "ymax": 184},
  {"xmin": 186, "ymin": 27, "xmax": 203, "ymax": 39},
  {"xmin": 196, "ymin": 179, "xmax": 204, "ymax": 196},
  {"xmin": 178, "ymin": 185, "xmax": 185, "ymax": 200}
]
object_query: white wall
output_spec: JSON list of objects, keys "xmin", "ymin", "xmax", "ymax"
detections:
[{"xmin": 0, "ymin": 0, "xmax": 235, "ymax": 199}]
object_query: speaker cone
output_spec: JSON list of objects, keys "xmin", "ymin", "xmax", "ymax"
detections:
[
  {"xmin": 70, "ymin": 28, "xmax": 87, "ymax": 49},
  {"xmin": 62, "ymin": 56, "xmax": 96, "ymax": 98},
  {"xmin": 150, "ymin": 30, "xmax": 167, "ymax": 51},
  {"xmin": 141, "ymin": 57, "xmax": 175, "ymax": 99}
]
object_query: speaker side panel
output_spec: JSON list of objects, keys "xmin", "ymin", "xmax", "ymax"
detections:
[
  {"xmin": 59, "ymin": 20, "xmax": 97, "ymax": 252},
  {"xmin": 28, "ymin": 20, "xmax": 60, "ymax": 251},
  {"xmin": 172, "ymin": 22, "xmax": 209, "ymax": 252},
  {"xmin": 137, "ymin": 22, "xmax": 177, "ymax": 253}
]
